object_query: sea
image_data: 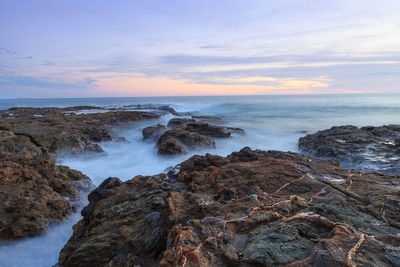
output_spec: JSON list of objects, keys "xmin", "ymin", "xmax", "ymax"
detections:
[{"xmin": 0, "ymin": 93, "xmax": 400, "ymax": 266}]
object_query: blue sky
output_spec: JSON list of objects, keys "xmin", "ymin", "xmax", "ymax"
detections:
[{"xmin": 0, "ymin": 0, "xmax": 399, "ymax": 97}]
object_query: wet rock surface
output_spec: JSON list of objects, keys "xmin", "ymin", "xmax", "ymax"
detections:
[
  {"xmin": 157, "ymin": 128, "xmax": 216, "ymax": 155},
  {"xmin": 59, "ymin": 147, "xmax": 400, "ymax": 266},
  {"xmin": 142, "ymin": 124, "xmax": 167, "ymax": 141},
  {"xmin": 0, "ymin": 106, "xmax": 160, "ymax": 154},
  {"xmin": 151, "ymin": 117, "xmax": 244, "ymax": 155},
  {"xmin": 298, "ymin": 125, "xmax": 400, "ymax": 173}
]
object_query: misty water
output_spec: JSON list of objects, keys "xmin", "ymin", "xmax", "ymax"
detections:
[{"xmin": 1, "ymin": 94, "xmax": 400, "ymax": 266}]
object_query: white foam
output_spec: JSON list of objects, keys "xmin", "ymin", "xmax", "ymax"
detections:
[{"xmin": 0, "ymin": 211, "xmax": 82, "ymax": 267}]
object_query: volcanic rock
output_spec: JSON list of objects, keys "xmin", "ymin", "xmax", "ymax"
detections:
[
  {"xmin": 59, "ymin": 147, "xmax": 400, "ymax": 266},
  {"xmin": 298, "ymin": 125, "xmax": 400, "ymax": 173}
]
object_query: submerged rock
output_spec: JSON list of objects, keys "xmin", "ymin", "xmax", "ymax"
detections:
[
  {"xmin": 59, "ymin": 147, "xmax": 400, "ymax": 266},
  {"xmin": 298, "ymin": 125, "xmax": 400, "ymax": 173}
]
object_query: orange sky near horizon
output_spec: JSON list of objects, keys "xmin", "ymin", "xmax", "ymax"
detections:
[{"xmin": 91, "ymin": 75, "xmax": 340, "ymax": 97}]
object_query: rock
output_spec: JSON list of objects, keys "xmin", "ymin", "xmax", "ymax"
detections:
[
  {"xmin": 185, "ymin": 122, "xmax": 231, "ymax": 138},
  {"xmin": 157, "ymin": 118, "xmax": 244, "ymax": 155},
  {"xmin": 142, "ymin": 124, "xmax": 166, "ymax": 141},
  {"xmin": 167, "ymin": 118, "xmax": 195, "ymax": 128},
  {"xmin": 81, "ymin": 177, "xmax": 122, "ymax": 219},
  {"xmin": 59, "ymin": 174, "xmax": 179, "ymax": 267},
  {"xmin": 110, "ymin": 104, "xmax": 180, "ymax": 115},
  {"xmin": 298, "ymin": 125, "xmax": 400, "ymax": 173},
  {"xmin": 0, "ymin": 131, "xmax": 92, "ymax": 239},
  {"xmin": 191, "ymin": 115, "xmax": 226, "ymax": 124},
  {"xmin": 157, "ymin": 128, "xmax": 216, "ymax": 155},
  {"xmin": 59, "ymin": 148, "xmax": 400, "ymax": 266},
  {"xmin": 0, "ymin": 106, "xmax": 161, "ymax": 240},
  {"xmin": 0, "ymin": 106, "xmax": 160, "ymax": 154}
]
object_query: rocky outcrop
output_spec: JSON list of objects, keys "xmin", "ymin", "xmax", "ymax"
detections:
[
  {"xmin": 153, "ymin": 117, "xmax": 244, "ymax": 155},
  {"xmin": 0, "ymin": 106, "xmax": 160, "ymax": 154},
  {"xmin": 191, "ymin": 115, "xmax": 226, "ymax": 124},
  {"xmin": 109, "ymin": 104, "xmax": 181, "ymax": 116},
  {"xmin": 185, "ymin": 122, "xmax": 231, "ymax": 138},
  {"xmin": 0, "ymin": 130, "xmax": 92, "ymax": 239},
  {"xmin": 157, "ymin": 128, "xmax": 216, "ymax": 155},
  {"xmin": 0, "ymin": 105, "xmax": 162, "ymax": 240},
  {"xmin": 142, "ymin": 124, "xmax": 166, "ymax": 141},
  {"xmin": 59, "ymin": 147, "xmax": 400, "ymax": 266},
  {"xmin": 167, "ymin": 118, "xmax": 196, "ymax": 128},
  {"xmin": 298, "ymin": 125, "xmax": 400, "ymax": 173}
]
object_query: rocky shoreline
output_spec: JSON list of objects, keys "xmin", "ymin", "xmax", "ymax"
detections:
[
  {"xmin": 59, "ymin": 147, "xmax": 400, "ymax": 266},
  {"xmin": 0, "ymin": 106, "xmax": 399, "ymax": 266},
  {"xmin": 0, "ymin": 106, "xmax": 164, "ymax": 239}
]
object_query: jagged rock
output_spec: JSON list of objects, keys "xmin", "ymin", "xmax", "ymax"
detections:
[
  {"xmin": 157, "ymin": 128, "xmax": 216, "ymax": 155},
  {"xmin": 0, "ymin": 106, "xmax": 161, "ymax": 240},
  {"xmin": 0, "ymin": 130, "xmax": 92, "ymax": 239},
  {"xmin": 298, "ymin": 125, "xmax": 400, "ymax": 173},
  {"xmin": 59, "ymin": 147, "xmax": 400, "ymax": 266},
  {"xmin": 142, "ymin": 124, "xmax": 166, "ymax": 141},
  {"xmin": 81, "ymin": 177, "xmax": 122, "ymax": 219},
  {"xmin": 59, "ymin": 174, "xmax": 180, "ymax": 266}
]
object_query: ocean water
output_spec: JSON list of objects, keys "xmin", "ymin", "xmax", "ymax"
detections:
[{"xmin": 1, "ymin": 93, "xmax": 400, "ymax": 266}]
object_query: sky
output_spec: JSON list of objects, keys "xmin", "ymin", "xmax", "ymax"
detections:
[{"xmin": 0, "ymin": 0, "xmax": 399, "ymax": 98}]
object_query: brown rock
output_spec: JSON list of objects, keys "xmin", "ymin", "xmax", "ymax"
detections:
[
  {"xmin": 59, "ymin": 174, "xmax": 174, "ymax": 267},
  {"xmin": 59, "ymin": 148, "xmax": 400, "ymax": 266},
  {"xmin": 0, "ymin": 129, "xmax": 92, "ymax": 240},
  {"xmin": 0, "ymin": 107, "xmax": 160, "ymax": 154}
]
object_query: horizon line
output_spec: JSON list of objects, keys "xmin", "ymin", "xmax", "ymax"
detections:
[{"xmin": 0, "ymin": 91, "xmax": 397, "ymax": 101}]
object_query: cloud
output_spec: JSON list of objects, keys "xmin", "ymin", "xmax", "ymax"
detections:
[
  {"xmin": 0, "ymin": 48, "xmax": 17, "ymax": 56},
  {"xmin": 160, "ymin": 54, "xmax": 400, "ymax": 66},
  {"xmin": 207, "ymin": 76, "xmax": 331, "ymax": 90},
  {"xmin": 41, "ymin": 61, "xmax": 55, "ymax": 66},
  {"xmin": 198, "ymin": 45, "xmax": 228, "ymax": 49},
  {"xmin": 0, "ymin": 75, "xmax": 97, "ymax": 90}
]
